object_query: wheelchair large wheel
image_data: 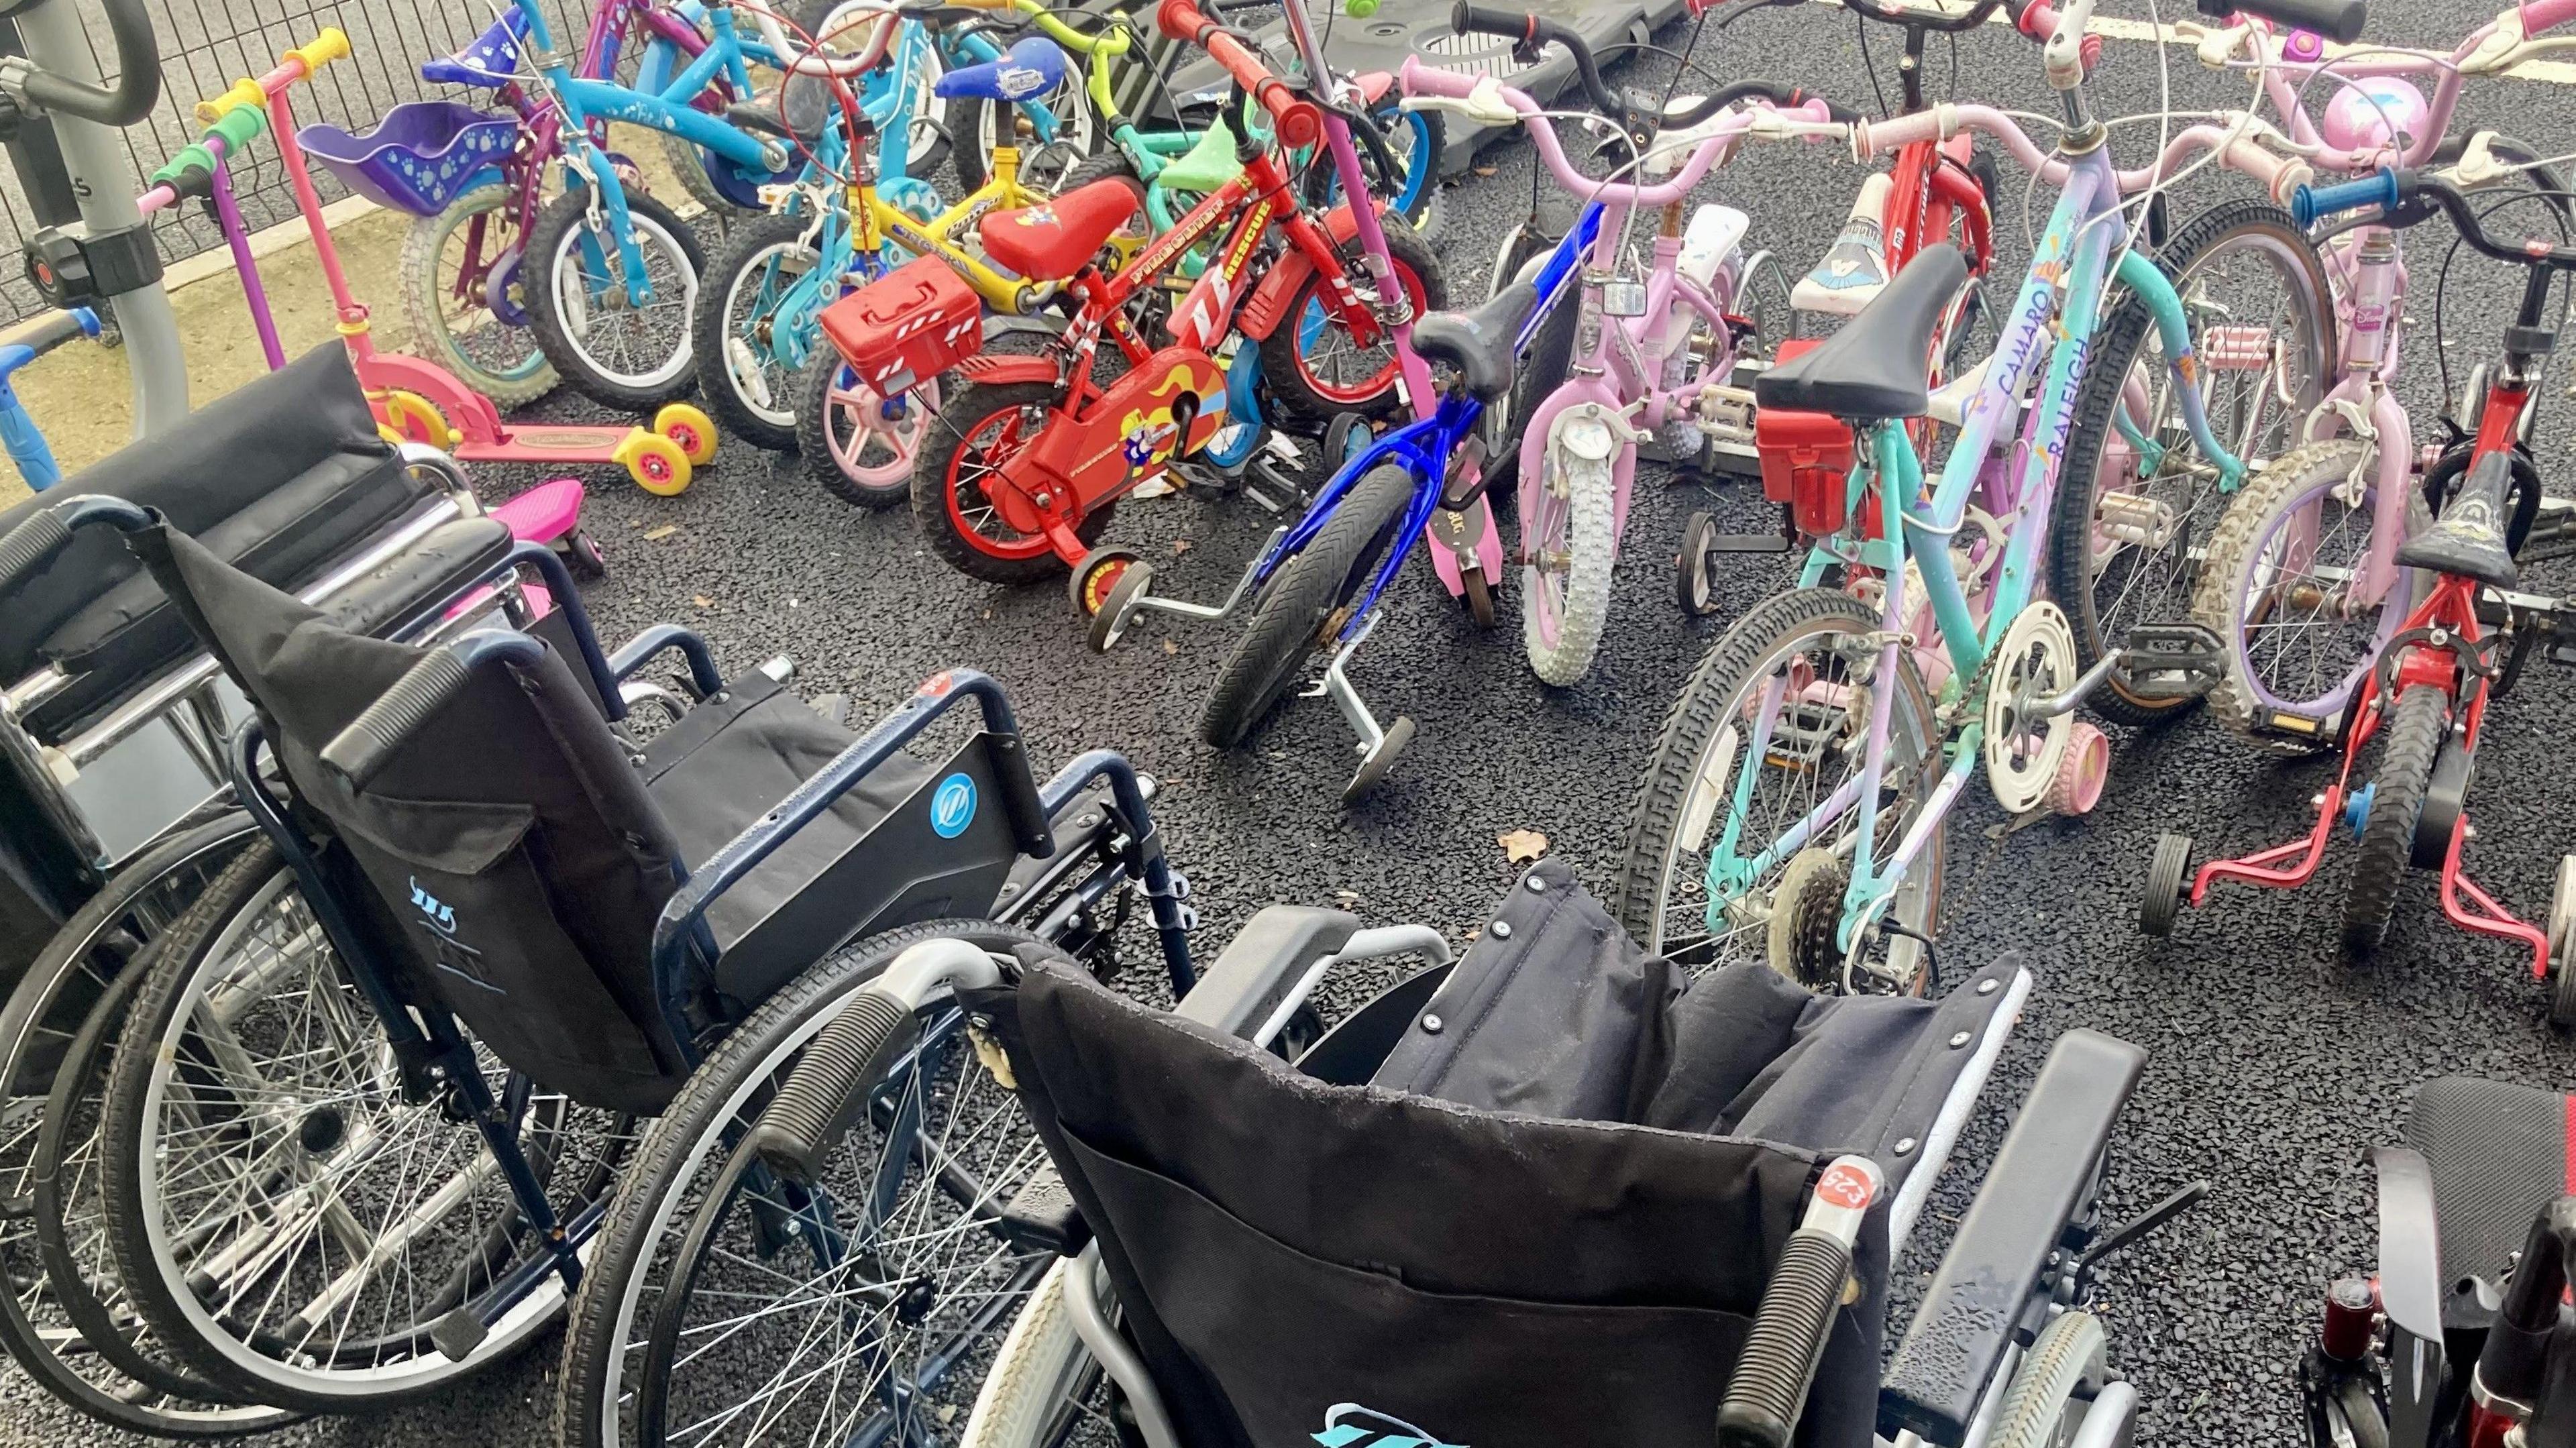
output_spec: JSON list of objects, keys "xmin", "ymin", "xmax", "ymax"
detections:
[
  {"xmin": 97, "ymin": 840, "xmax": 637, "ymax": 1411},
  {"xmin": 1986, "ymin": 1309, "xmax": 2114, "ymax": 1448},
  {"xmin": 962, "ymin": 1254, "xmax": 1127, "ymax": 1448},
  {"xmin": 556, "ymin": 918, "xmax": 1060, "ymax": 1448},
  {"xmin": 0, "ymin": 813, "xmax": 296, "ymax": 1437}
]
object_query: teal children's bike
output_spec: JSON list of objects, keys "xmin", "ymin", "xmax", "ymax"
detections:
[{"xmin": 1609, "ymin": 0, "xmax": 2336, "ymax": 991}]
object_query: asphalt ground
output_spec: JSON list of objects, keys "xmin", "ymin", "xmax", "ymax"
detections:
[{"xmin": 19, "ymin": 1, "xmax": 2576, "ymax": 1443}]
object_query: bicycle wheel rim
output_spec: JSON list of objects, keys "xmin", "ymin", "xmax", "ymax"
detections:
[
  {"xmin": 2225, "ymin": 474, "xmax": 2398, "ymax": 718},
  {"xmin": 547, "ymin": 207, "xmax": 698, "ymax": 392},
  {"xmin": 943, "ymin": 396, "xmax": 1058, "ymax": 561},
  {"xmin": 721, "ymin": 237, "xmax": 825, "ymax": 433},
  {"xmin": 828, "ymin": 372, "xmax": 939, "ymax": 488},
  {"xmin": 419, "ymin": 185, "xmax": 552, "ymax": 394}
]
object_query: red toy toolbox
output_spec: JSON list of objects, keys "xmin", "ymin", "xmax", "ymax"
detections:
[
  {"xmin": 1756, "ymin": 339, "xmax": 1858, "ymax": 537},
  {"xmin": 819, "ymin": 256, "xmax": 983, "ymax": 398}
]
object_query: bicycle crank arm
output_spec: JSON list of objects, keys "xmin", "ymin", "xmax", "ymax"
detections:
[{"xmin": 2014, "ymin": 650, "xmax": 2124, "ymax": 722}]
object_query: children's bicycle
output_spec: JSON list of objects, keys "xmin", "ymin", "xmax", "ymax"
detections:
[
  {"xmin": 2143, "ymin": 161, "xmax": 2576, "ymax": 1021},
  {"xmin": 2164, "ymin": 0, "xmax": 2576, "ymax": 746},
  {"xmin": 838, "ymin": 0, "xmax": 1441, "ymax": 590},
  {"xmin": 1609, "ymin": 0, "xmax": 2334, "ymax": 981}
]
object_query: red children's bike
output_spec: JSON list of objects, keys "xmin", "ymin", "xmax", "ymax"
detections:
[
  {"xmin": 2141, "ymin": 160, "xmax": 2576, "ymax": 1023},
  {"xmin": 826, "ymin": 0, "xmax": 1442, "ymax": 604}
]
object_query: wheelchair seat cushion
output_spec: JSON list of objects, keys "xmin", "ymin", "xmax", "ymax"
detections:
[
  {"xmin": 976, "ymin": 944, "xmax": 1898, "ymax": 1448},
  {"xmin": 2406, "ymin": 1076, "xmax": 2573, "ymax": 1290},
  {"xmin": 1, "ymin": 345, "xmax": 427, "ymax": 746},
  {"xmin": 978, "ymin": 180, "xmax": 1140, "ymax": 283},
  {"xmin": 638, "ymin": 671, "xmax": 932, "ymax": 1004}
]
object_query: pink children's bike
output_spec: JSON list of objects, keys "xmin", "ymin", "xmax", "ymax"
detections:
[{"xmin": 2170, "ymin": 0, "xmax": 2576, "ymax": 748}]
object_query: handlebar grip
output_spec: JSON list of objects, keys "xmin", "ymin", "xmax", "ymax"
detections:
[
  {"xmin": 1451, "ymin": 0, "xmax": 1534, "ymax": 38},
  {"xmin": 283, "ymin": 27, "xmax": 351, "ymax": 76},
  {"xmin": 749, "ymin": 986, "xmax": 922, "ymax": 1184},
  {"xmin": 0, "ymin": 509, "xmax": 72, "ymax": 598},
  {"xmin": 1155, "ymin": 0, "xmax": 1320, "ymax": 147},
  {"xmin": 1449, "ymin": 1, "xmax": 1627, "ymax": 126},
  {"xmin": 2195, "ymin": 0, "xmax": 2364, "ymax": 44},
  {"xmin": 193, "ymin": 77, "xmax": 268, "ymax": 125},
  {"xmin": 2224, "ymin": 139, "xmax": 2308, "ymax": 205},
  {"xmin": 2292, "ymin": 166, "xmax": 2400, "ymax": 228},
  {"xmin": 1716, "ymin": 1156, "xmax": 1882, "ymax": 1448},
  {"xmin": 14, "ymin": 308, "xmax": 98, "ymax": 360},
  {"xmin": 1857, "ymin": 108, "xmax": 1945, "ymax": 158},
  {"xmin": 2524, "ymin": 0, "xmax": 2576, "ymax": 34},
  {"xmin": 319, "ymin": 643, "xmax": 479, "ymax": 792},
  {"xmin": 152, "ymin": 107, "xmax": 269, "ymax": 189}
]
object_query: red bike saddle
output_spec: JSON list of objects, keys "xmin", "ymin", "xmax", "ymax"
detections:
[{"xmin": 979, "ymin": 180, "xmax": 1140, "ymax": 282}]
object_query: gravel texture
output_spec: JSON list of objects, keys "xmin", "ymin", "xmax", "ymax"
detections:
[{"xmin": 17, "ymin": 2, "xmax": 2576, "ymax": 1443}]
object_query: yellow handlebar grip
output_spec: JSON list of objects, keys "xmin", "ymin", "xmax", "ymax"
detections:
[
  {"xmin": 193, "ymin": 77, "xmax": 267, "ymax": 125},
  {"xmin": 284, "ymin": 27, "xmax": 352, "ymax": 76}
]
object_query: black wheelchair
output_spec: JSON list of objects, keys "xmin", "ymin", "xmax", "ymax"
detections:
[
  {"xmin": 621, "ymin": 856, "xmax": 2177, "ymax": 1447},
  {"xmin": 0, "ymin": 484, "xmax": 1194, "ymax": 1422},
  {"xmin": 2304, "ymin": 1076, "xmax": 2576, "ymax": 1448},
  {"xmin": 0, "ymin": 345, "xmax": 568, "ymax": 1436}
]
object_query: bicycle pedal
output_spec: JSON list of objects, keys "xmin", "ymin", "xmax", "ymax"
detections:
[
  {"xmin": 429, "ymin": 1307, "xmax": 490, "ymax": 1363},
  {"xmin": 2118, "ymin": 623, "xmax": 2229, "ymax": 701},
  {"xmin": 2251, "ymin": 707, "xmax": 2336, "ymax": 744}
]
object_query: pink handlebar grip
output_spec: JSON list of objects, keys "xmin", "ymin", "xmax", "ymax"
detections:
[
  {"xmin": 2521, "ymin": 0, "xmax": 2576, "ymax": 34},
  {"xmin": 1856, "ymin": 108, "xmax": 1945, "ymax": 158},
  {"xmin": 1397, "ymin": 56, "xmax": 1477, "ymax": 99}
]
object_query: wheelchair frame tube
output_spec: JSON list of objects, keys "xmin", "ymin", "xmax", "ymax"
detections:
[
  {"xmin": 1039, "ymin": 748, "xmax": 1195, "ymax": 995},
  {"xmin": 607, "ymin": 622, "xmax": 727, "ymax": 702}
]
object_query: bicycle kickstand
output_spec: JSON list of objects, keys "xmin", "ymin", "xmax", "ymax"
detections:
[{"xmin": 1300, "ymin": 611, "xmax": 1413, "ymax": 805}]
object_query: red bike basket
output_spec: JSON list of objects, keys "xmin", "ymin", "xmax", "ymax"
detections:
[{"xmin": 819, "ymin": 256, "xmax": 983, "ymax": 398}]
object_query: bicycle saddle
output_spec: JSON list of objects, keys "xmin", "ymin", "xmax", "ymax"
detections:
[
  {"xmin": 979, "ymin": 178, "xmax": 1140, "ymax": 282},
  {"xmin": 728, "ymin": 72, "xmax": 835, "ymax": 148},
  {"xmin": 2396, "ymin": 449, "xmax": 2520, "ymax": 589},
  {"xmin": 1756, "ymin": 242, "xmax": 1969, "ymax": 421},
  {"xmin": 1413, "ymin": 280, "xmax": 1537, "ymax": 402},
  {"xmin": 934, "ymin": 36, "xmax": 1067, "ymax": 103},
  {"xmin": 421, "ymin": 9, "xmax": 527, "ymax": 88}
]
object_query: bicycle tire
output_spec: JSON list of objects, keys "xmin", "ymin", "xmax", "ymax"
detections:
[
  {"xmin": 1257, "ymin": 221, "xmax": 1444, "ymax": 425},
  {"xmin": 2048, "ymin": 199, "xmax": 2334, "ymax": 727},
  {"xmin": 2343, "ymin": 684, "xmax": 2448, "ymax": 959},
  {"xmin": 1200, "ymin": 460, "xmax": 1417, "ymax": 748},
  {"xmin": 912, "ymin": 378, "xmax": 1111, "ymax": 583},
  {"xmin": 2192, "ymin": 439, "xmax": 2394, "ymax": 745},
  {"xmin": 1609, "ymin": 586, "xmax": 1943, "ymax": 987},
  {"xmin": 1484, "ymin": 223, "xmax": 1582, "ymax": 507},
  {"xmin": 949, "ymin": 87, "xmax": 1096, "ymax": 197},
  {"xmin": 1986, "ymin": 1309, "xmax": 2109, "ymax": 1448},
  {"xmin": 694, "ymin": 209, "xmax": 827, "ymax": 451},
  {"xmin": 525, "ymin": 186, "xmax": 708, "ymax": 411},
  {"xmin": 1519, "ymin": 422, "xmax": 1617, "ymax": 685},
  {"xmin": 399, "ymin": 180, "xmax": 556, "ymax": 408},
  {"xmin": 557, "ymin": 918, "xmax": 1057, "ymax": 1448}
]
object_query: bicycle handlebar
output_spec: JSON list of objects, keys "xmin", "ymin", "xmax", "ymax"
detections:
[
  {"xmin": 1452, "ymin": 2, "xmax": 1634, "ymax": 127},
  {"xmin": 193, "ymin": 27, "xmax": 348, "ymax": 123},
  {"xmin": 1839, "ymin": 0, "xmax": 2008, "ymax": 33},
  {"xmin": 14, "ymin": 0, "xmax": 158, "ymax": 126},
  {"xmin": 2194, "ymin": 0, "xmax": 2366, "ymax": 44},
  {"xmin": 2295, "ymin": 164, "xmax": 2576, "ymax": 268},
  {"xmin": 1157, "ymin": 0, "xmax": 1320, "ymax": 148},
  {"xmin": 1860, "ymin": 103, "xmax": 2311, "ymax": 202}
]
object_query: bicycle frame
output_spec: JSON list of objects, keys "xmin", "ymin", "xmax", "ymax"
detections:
[{"xmin": 1723, "ymin": 144, "xmax": 2240, "ymax": 954}]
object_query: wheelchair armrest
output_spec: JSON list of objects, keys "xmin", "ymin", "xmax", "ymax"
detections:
[
  {"xmin": 1173, "ymin": 905, "xmax": 1360, "ymax": 1040},
  {"xmin": 1880, "ymin": 1028, "xmax": 2147, "ymax": 1445},
  {"xmin": 2373, "ymin": 1146, "xmax": 2449, "ymax": 1447},
  {"xmin": 608, "ymin": 623, "xmax": 727, "ymax": 698}
]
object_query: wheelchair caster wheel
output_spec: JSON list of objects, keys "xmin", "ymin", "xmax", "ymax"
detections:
[
  {"xmin": 560, "ymin": 527, "xmax": 608, "ymax": 581},
  {"xmin": 653, "ymin": 402, "xmax": 720, "ymax": 465},
  {"xmin": 2549, "ymin": 856, "xmax": 2576, "ymax": 1027},
  {"xmin": 1071, "ymin": 547, "xmax": 1144, "ymax": 618},
  {"xmin": 1676, "ymin": 510, "xmax": 1721, "ymax": 617},
  {"xmin": 1324, "ymin": 412, "xmax": 1372, "ymax": 471},
  {"xmin": 2141, "ymin": 832, "xmax": 2192, "ymax": 937},
  {"xmin": 1087, "ymin": 559, "xmax": 1155, "ymax": 655},
  {"xmin": 1344, "ymin": 716, "xmax": 1415, "ymax": 804},
  {"xmin": 2045, "ymin": 722, "xmax": 2108, "ymax": 816}
]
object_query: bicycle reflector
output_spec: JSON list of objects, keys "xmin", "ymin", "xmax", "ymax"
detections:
[
  {"xmin": 1755, "ymin": 343, "xmax": 1858, "ymax": 537},
  {"xmin": 819, "ymin": 256, "xmax": 985, "ymax": 399}
]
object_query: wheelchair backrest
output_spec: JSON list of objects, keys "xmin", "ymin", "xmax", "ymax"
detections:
[
  {"xmin": 128, "ymin": 522, "xmax": 700, "ymax": 1115},
  {"xmin": 981, "ymin": 955, "xmax": 1892, "ymax": 1448}
]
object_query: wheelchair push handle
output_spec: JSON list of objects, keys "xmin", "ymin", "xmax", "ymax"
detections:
[
  {"xmin": 18, "ymin": 0, "xmax": 159, "ymax": 127},
  {"xmin": 0, "ymin": 493, "xmax": 153, "ymax": 597},
  {"xmin": 319, "ymin": 630, "xmax": 546, "ymax": 793},
  {"xmin": 1716, "ymin": 1155, "xmax": 1882, "ymax": 1448},
  {"xmin": 2195, "ymin": 0, "xmax": 2365, "ymax": 44}
]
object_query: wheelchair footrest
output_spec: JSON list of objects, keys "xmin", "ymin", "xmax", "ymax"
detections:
[{"xmin": 999, "ymin": 1164, "xmax": 1089, "ymax": 1256}]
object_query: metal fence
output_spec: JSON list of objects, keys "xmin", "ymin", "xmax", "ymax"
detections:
[{"xmin": 0, "ymin": 0, "xmax": 587, "ymax": 321}]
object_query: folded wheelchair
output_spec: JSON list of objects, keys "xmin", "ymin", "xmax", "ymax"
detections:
[
  {"xmin": 0, "ymin": 343, "xmax": 592, "ymax": 1435},
  {"xmin": 0, "ymin": 482, "xmax": 1195, "ymax": 1423},
  {"xmin": 2304, "ymin": 1076, "xmax": 2576, "ymax": 1448},
  {"xmin": 621, "ymin": 856, "xmax": 2176, "ymax": 1448}
]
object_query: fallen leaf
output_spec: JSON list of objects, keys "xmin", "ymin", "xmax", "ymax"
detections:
[
  {"xmin": 643, "ymin": 524, "xmax": 679, "ymax": 541},
  {"xmin": 1472, "ymin": 164, "xmax": 1498, "ymax": 177},
  {"xmin": 1162, "ymin": 638, "xmax": 1179, "ymax": 655},
  {"xmin": 692, "ymin": 594, "xmax": 712, "ymax": 608},
  {"xmin": 1497, "ymin": 828, "xmax": 1549, "ymax": 865},
  {"xmin": 983, "ymin": 608, "xmax": 994, "ymax": 620},
  {"xmin": 1171, "ymin": 538, "xmax": 1194, "ymax": 555},
  {"xmin": 1334, "ymin": 889, "xmax": 1362, "ymax": 903}
]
